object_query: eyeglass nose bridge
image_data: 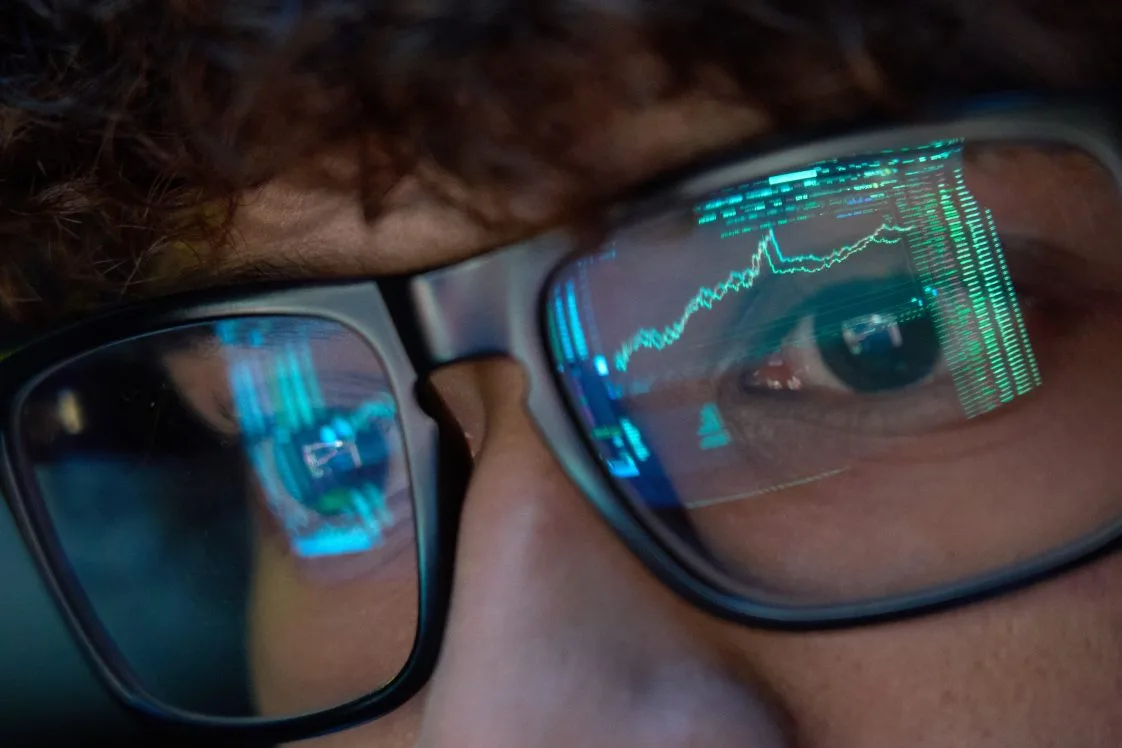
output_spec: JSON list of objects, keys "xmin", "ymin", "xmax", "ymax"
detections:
[
  {"xmin": 405, "ymin": 229, "xmax": 630, "ymax": 525},
  {"xmin": 408, "ymin": 231, "xmax": 575, "ymax": 368}
]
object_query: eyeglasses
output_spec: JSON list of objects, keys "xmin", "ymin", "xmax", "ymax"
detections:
[{"xmin": 4, "ymin": 99, "xmax": 1122, "ymax": 743}]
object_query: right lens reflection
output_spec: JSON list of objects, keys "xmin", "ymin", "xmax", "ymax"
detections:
[
  {"xmin": 17, "ymin": 316, "xmax": 418, "ymax": 718},
  {"xmin": 548, "ymin": 139, "xmax": 1122, "ymax": 606}
]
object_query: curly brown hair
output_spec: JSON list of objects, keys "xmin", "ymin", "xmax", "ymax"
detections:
[{"xmin": 1, "ymin": 0, "xmax": 1119, "ymax": 331}]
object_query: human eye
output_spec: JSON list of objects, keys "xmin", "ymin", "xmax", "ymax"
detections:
[
  {"xmin": 155, "ymin": 317, "xmax": 415, "ymax": 578},
  {"xmin": 206, "ymin": 318, "xmax": 415, "ymax": 574},
  {"xmin": 718, "ymin": 257, "xmax": 965, "ymax": 432},
  {"xmin": 735, "ymin": 270, "xmax": 943, "ymax": 392},
  {"xmin": 17, "ymin": 315, "xmax": 421, "ymax": 714},
  {"xmin": 548, "ymin": 137, "xmax": 1122, "ymax": 605}
]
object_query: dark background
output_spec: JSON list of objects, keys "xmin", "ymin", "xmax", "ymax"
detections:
[
  {"xmin": 0, "ymin": 498, "xmax": 155, "ymax": 747},
  {"xmin": 1, "ymin": 344, "xmax": 253, "ymax": 747}
]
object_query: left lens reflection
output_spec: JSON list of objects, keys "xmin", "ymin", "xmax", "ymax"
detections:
[
  {"xmin": 217, "ymin": 318, "xmax": 409, "ymax": 564},
  {"xmin": 19, "ymin": 315, "xmax": 419, "ymax": 719}
]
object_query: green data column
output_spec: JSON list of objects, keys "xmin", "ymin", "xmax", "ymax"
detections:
[{"xmin": 898, "ymin": 143, "xmax": 1041, "ymax": 419}]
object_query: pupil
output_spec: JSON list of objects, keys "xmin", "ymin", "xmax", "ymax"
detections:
[{"xmin": 814, "ymin": 278, "xmax": 940, "ymax": 393}]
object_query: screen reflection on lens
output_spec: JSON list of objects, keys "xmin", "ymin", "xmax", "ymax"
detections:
[
  {"xmin": 18, "ymin": 316, "xmax": 419, "ymax": 718},
  {"xmin": 548, "ymin": 139, "xmax": 1122, "ymax": 605}
]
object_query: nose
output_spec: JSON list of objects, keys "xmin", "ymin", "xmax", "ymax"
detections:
[{"xmin": 417, "ymin": 360, "xmax": 794, "ymax": 748}]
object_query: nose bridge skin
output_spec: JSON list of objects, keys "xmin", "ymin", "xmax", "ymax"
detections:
[{"xmin": 412, "ymin": 359, "xmax": 795, "ymax": 748}]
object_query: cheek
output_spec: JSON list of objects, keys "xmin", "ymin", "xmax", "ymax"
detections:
[
  {"xmin": 730, "ymin": 552, "xmax": 1122, "ymax": 746},
  {"xmin": 685, "ymin": 373, "xmax": 1122, "ymax": 602},
  {"xmin": 247, "ymin": 518, "xmax": 420, "ymax": 719}
]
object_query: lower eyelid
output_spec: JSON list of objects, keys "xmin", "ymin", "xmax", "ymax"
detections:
[
  {"xmin": 716, "ymin": 362, "xmax": 962, "ymax": 440},
  {"xmin": 712, "ymin": 262, "xmax": 1073, "ymax": 447}
]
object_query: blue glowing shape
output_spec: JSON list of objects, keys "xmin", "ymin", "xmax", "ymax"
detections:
[
  {"xmin": 292, "ymin": 529, "xmax": 377, "ymax": 557},
  {"xmin": 620, "ymin": 418, "xmax": 651, "ymax": 462},
  {"xmin": 567, "ymin": 281, "xmax": 590, "ymax": 361},
  {"xmin": 554, "ymin": 296, "xmax": 575, "ymax": 362},
  {"xmin": 606, "ymin": 454, "xmax": 640, "ymax": 478},
  {"xmin": 697, "ymin": 403, "xmax": 731, "ymax": 451},
  {"xmin": 333, "ymin": 416, "xmax": 355, "ymax": 440}
]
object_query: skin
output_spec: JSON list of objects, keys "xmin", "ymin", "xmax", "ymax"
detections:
[{"xmin": 162, "ymin": 88, "xmax": 1122, "ymax": 748}]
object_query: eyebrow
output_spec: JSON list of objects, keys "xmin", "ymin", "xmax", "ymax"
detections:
[{"xmin": 156, "ymin": 206, "xmax": 585, "ymax": 301}]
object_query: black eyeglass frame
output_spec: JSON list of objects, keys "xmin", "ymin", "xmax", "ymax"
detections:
[{"xmin": 3, "ymin": 99, "xmax": 1122, "ymax": 744}]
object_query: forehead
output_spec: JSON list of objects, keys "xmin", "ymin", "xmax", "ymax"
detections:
[{"xmin": 224, "ymin": 98, "xmax": 770, "ymax": 278}]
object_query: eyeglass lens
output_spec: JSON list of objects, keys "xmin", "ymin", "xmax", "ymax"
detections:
[
  {"xmin": 17, "ymin": 316, "xmax": 418, "ymax": 718},
  {"xmin": 548, "ymin": 138, "xmax": 1122, "ymax": 606}
]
